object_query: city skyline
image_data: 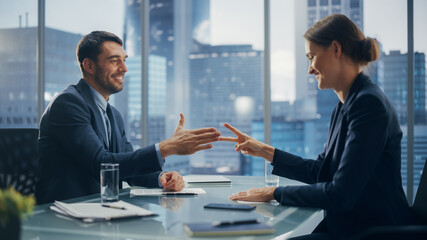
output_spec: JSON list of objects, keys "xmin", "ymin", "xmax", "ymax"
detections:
[{"xmin": 1, "ymin": 0, "xmax": 426, "ymax": 102}]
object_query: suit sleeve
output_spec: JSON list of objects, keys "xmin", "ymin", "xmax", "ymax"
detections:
[
  {"xmin": 48, "ymin": 93, "xmax": 162, "ymax": 182},
  {"xmin": 272, "ymin": 149, "xmax": 324, "ymax": 184},
  {"xmin": 273, "ymin": 94, "xmax": 388, "ymax": 213},
  {"xmin": 124, "ymin": 171, "xmax": 162, "ymax": 188}
]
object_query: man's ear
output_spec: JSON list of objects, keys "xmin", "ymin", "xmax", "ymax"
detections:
[
  {"xmin": 82, "ymin": 58, "xmax": 96, "ymax": 75},
  {"xmin": 331, "ymin": 40, "xmax": 342, "ymax": 58}
]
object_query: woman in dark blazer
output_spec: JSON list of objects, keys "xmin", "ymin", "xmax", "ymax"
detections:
[{"xmin": 220, "ymin": 14, "xmax": 413, "ymax": 239}]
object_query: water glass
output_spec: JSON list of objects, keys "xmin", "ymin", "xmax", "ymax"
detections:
[
  {"xmin": 265, "ymin": 160, "xmax": 279, "ymax": 187},
  {"xmin": 100, "ymin": 163, "xmax": 119, "ymax": 203}
]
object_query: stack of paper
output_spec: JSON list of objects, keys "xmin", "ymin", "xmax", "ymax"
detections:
[
  {"xmin": 50, "ymin": 200, "xmax": 156, "ymax": 222},
  {"xmin": 130, "ymin": 188, "xmax": 206, "ymax": 196}
]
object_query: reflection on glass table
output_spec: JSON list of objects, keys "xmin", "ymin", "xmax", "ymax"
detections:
[{"xmin": 22, "ymin": 176, "xmax": 321, "ymax": 240}]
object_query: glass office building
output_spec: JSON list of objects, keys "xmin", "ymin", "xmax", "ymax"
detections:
[
  {"xmin": 0, "ymin": 27, "xmax": 82, "ymax": 128},
  {"xmin": 189, "ymin": 42, "xmax": 263, "ymax": 174}
]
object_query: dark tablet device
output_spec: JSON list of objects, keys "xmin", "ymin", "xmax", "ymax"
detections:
[{"xmin": 204, "ymin": 203, "xmax": 255, "ymax": 211}]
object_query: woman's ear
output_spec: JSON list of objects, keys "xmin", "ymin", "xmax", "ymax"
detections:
[{"xmin": 331, "ymin": 40, "xmax": 342, "ymax": 58}]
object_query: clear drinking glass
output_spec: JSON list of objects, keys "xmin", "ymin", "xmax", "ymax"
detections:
[
  {"xmin": 265, "ymin": 160, "xmax": 279, "ymax": 187},
  {"xmin": 100, "ymin": 163, "xmax": 119, "ymax": 203}
]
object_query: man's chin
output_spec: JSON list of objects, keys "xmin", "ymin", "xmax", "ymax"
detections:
[{"xmin": 110, "ymin": 86, "xmax": 123, "ymax": 94}]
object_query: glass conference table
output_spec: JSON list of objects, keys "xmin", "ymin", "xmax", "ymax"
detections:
[{"xmin": 22, "ymin": 176, "xmax": 321, "ymax": 240}]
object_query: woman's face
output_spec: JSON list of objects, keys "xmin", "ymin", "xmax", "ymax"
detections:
[{"xmin": 305, "ymin": 40, "xmax": 341, "ymax": 90}]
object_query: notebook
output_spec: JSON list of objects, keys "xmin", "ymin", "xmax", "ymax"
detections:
[
  {"xmin": 183, "ymin": 221, "xmax": 275, "ymax": 237},
  {"xmin": 50, "ymin": 200, "xmax": 156, "ymax": 222},
  {"xmin": 183, "ymin": 175, "xmax": 231, "ymax": 184}
]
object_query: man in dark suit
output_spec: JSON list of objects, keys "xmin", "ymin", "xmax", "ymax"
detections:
[{"xmin": 36, "ymin": 31, "xmax": 220, "ymax": 204}]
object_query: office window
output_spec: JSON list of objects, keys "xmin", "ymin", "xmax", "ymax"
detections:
[
  {"xmin": 332, "ymin": 0, "xmax": 341, "ymax": 5},
  {"xmin": 350, "ymin": 0, "xmax": 360, "ymax": 8},
  {"xmin": 264, "ymin": 0, "xmax": 306, "ymax": 177},
  {"xmin": 45, "ymin": 0, "xmax": 134, "ymax": 143},
  {"xmin": 320, "ymin": 0, "xmax": 329, "ymax": 6},
  {"xmin": 45, "ymin": 0, "xmax": 125, "ymax": 107},
  {"xmin": 267, "ymin": 0, "xmax": 411, "ymax": 191},
  {"xmin": 133, "ymin": 0, "xmax": 264, "ymax": 175},
  {"xmin": 0, "ymin": 0, "xmax": 38, "ymax": 129},
  {"xmin": 0, "ymin": 0, "xmax": 421, "ymax": 188},
  {"xmin": 413, "ymin": 0, "xmax": 427, "ymax": 196},
  {"xmin": 365, "ymin": 0, "xmax": 408, "ymax": 192}
]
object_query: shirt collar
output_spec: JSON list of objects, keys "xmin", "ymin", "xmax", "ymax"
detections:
[{"xmin": 83, "ymin": 80, "xmax": 109, "ymax": 111}]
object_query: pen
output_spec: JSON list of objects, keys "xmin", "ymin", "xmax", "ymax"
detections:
[
  {"xmin": 101, "ymin": 204, "xmax": 127, "ymax": 210},
  {"xmin": 212, "ymin": 219, "xmax": 260, "ymax": 226}
]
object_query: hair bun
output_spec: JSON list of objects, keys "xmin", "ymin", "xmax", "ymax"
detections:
[
  {"xmin": 304, "ymin": 14, "xmax": 380, "ymax": 66},
  {"xmin": 358, "ymin": 38, "xmax": 380, "ymax": 64}
]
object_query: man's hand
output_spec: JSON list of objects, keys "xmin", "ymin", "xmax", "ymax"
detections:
[
  {"xmin": 159, "ymin": 114, "xmax": 220, "ymax": 158},
  {"xmin": 229, "ymin": 187, "xmax": 277, "ymax": 202},
  {"xmin": 159, "ymin": 171, "xmax": 185, "ymax": 191},
  {"xmin": 219, "ymin": 123, "xmax": 275, "ymax": 162}
]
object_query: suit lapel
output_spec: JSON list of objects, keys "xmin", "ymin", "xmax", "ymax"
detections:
[
  {"xmin": 321, "ymin": 73, "xmax": 370, "ymax": 172},
  {"xmin": 75, "ymin": 79, "xmax": 109, "ymax": 149},
  {"xmin": 324, "ymin": 104, "xmax": 343, "ymax": 158}
]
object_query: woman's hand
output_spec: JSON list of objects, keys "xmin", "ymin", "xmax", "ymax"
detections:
[
  {"xmin": 218, "ymin": 123, "xmax": 275, "ymax": 162},
  {"xmin": 229, "ymin": 187, "xmax": 277, "ymax": 202}
]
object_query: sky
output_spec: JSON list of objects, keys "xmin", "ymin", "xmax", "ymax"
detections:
[{"xmin": 1, "ymin": 0, "xmax": 426, "ymax": 101}]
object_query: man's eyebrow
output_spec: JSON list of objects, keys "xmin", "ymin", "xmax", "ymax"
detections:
[{"xmin": 107, "ymin": 55, "xmax": 128, "ymax": 59}]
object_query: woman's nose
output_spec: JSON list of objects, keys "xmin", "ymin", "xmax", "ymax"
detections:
[{"xmin": 308, "ymin": 65, "xmax": 314, "ymax": 75}]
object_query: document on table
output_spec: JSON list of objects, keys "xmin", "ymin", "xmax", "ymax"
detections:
[
  {"xmin": 184, "ymin": 220, "xmax": 274, "ymax": 237},
  {"xmin": 50, "ymin": 200, "xmax": 156, "ymax": 222},
  {"xmin": 130, "ymin": 188, "xmax": 206, "ymax": 196},
  {"xmin": 183, "ymin": 175, "xmax": 231, "ymax": 184}
]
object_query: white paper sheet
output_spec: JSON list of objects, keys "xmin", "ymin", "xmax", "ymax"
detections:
[{"xmin": 50, "ymin": 200, "xmax": 156, "ymax": 222}]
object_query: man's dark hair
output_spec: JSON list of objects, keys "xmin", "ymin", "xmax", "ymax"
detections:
[{"xmin": 76, "ymin": 31, "xmax": 123, "ymax": 74}]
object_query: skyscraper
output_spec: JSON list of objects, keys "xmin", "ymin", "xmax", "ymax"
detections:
[
  {"xmin": 381, "ymin": 50, "xmax": 427, "ymax": 191},
  {"xmin": 121, "ymin": 0, "xmax": 211, "ymax": 174},
  {"xmin": 189, "ymin": 42, "xmax": 263, "ymax": 174},
  {"xmin": 0, "ymin": 27, "xmax": 82, "ymax": 128},
  {"xmin": 401, "ymin": 125, "xmax": 427, "ymax": 194},
  {"xmin": 122, "ymin": 55, "xmax": 168, "ymax": 149},
  {"xmin": 382, "ymin": 51, "xmax": 426, "ymax": 125}
]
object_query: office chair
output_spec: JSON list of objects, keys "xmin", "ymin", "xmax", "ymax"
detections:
[
  {"xmin": 0, "ymin": 128, "xmax": 39, "ymax": 196},
  {"xmin": 354, "ymin": 158, "xmax": 427, "ymax": 240}
]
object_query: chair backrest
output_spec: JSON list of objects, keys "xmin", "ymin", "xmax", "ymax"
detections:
[
  {"xmin": 0, "ymin": 128, "xmax": 39, "ymax": 196},
  {"xmin": 413, "ymin": 158, "xmax": 427, "ymax": 224}
]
